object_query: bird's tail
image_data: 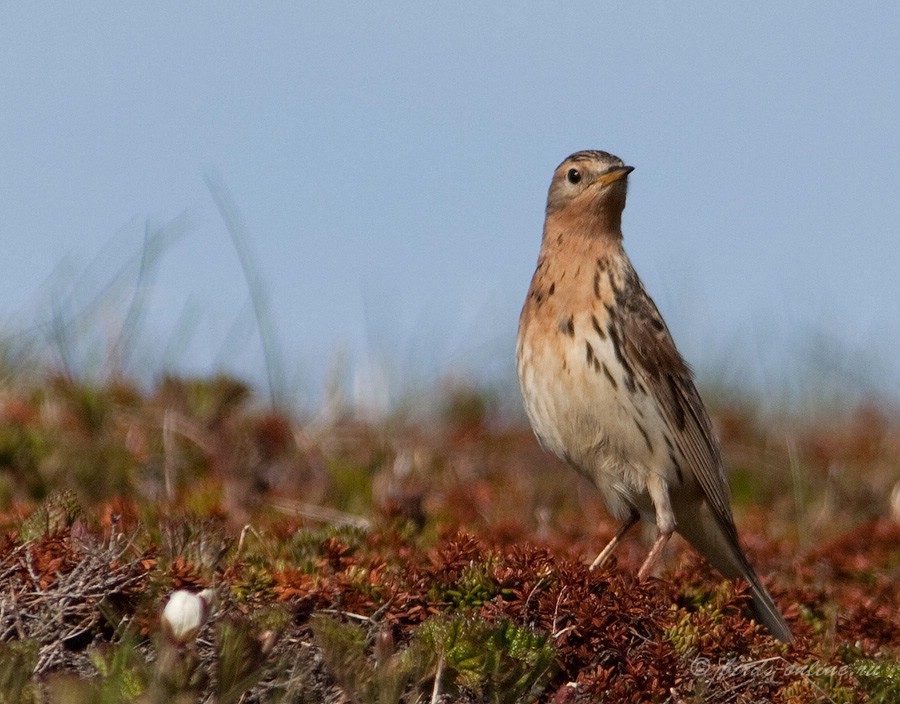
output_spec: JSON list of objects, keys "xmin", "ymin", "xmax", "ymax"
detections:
[{"xmin": 677, "ymin": 503, "xmax": 794, "ymax": 643}]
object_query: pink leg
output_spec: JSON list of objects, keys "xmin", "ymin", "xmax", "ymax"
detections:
[
  {"xmin": 636, "ymin": 529, "xmax": 673, "ymax": 581},
  {"xmin": 589, "ymin": 509, "xmax": 639, "ymax": 571}
]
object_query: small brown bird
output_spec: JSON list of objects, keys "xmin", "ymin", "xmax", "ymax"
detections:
[{"xmin": 516, "ymin": 150, "xmax": 793, "ymax": 642}]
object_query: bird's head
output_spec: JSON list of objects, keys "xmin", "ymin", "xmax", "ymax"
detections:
[{"xmin": 545, "ymin": 150, "xmax": 634, "ymax": 234}]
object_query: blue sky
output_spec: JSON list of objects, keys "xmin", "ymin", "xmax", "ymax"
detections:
[{"xmin": 2, "ymin": 3, "xmax": 898, "ymax": 408}]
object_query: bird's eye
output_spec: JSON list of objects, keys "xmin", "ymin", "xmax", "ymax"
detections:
[{"xmin": 566, "ymin": 168, "xmax": 582, "ymax": 184}]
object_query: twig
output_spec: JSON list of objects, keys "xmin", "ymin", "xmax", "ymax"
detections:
[
  {"xmin": 430, "ymin": 652, "xmax": 444, "ymax": 704},
  {"xmin": 266, "ymin": 497, "xmax": 371, "ymax": 531}
]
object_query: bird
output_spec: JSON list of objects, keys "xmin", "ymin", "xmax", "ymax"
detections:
[{"xmin": 516, "ymin": 150, "xmax": 793, "ymax": 642}]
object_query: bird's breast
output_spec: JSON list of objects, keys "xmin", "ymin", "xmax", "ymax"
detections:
[{"xmin": 517, "ymin": 309, "xmax": 654, "ymax": 462}]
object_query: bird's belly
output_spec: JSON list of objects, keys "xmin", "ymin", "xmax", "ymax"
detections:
[{"xmin": 517, "ymin": 329, "xmax": 676, "ymax": 517}]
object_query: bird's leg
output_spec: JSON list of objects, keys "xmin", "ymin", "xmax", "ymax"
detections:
[
  {"xmin": 637, "ymin": 529, "xmax": 673, "ymax": 581},
  {"xmin": 589, "ymin": 508, "xmax": 639, "ymax": 571},
  {"xmin": 637, "ymin": 474, "xmax": 676, "ymax": 580}
]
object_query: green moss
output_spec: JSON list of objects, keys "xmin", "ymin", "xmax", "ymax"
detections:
[
  {"xmin": 665, "ymin": 582, "xmax": 742, "ymax": 655},
  {"xmin": 797, "ymin": 601, "xmax": 837, "ymax": 638},
  {"xmin": 0, "ymin": 640, "xmax": 39, "ymax": 704},
  {"xmin": 88, "ymin": 638, "xmax": 149, "ymax": 701},
  {"xmin": 435, "ymin": 562, "xmax": 500, "ymax": 609},
  {"xmin": 779, "ymin": 677, "xmax": 855, "ymax": 703},
  {"xmin": 846, "ymin": 657, "xmax": 900, "ymax": 703},
  {"xmin": 666, "ymin": 605, "xmax": 703, "ymax": 656},
  {"xmin": 415, "ymin": 615, "xmax": 556, "ymax": 704},
  {"xmin": 310, "ymin": 612, "xmax": 555, "ymax": 704},
  {"xmin": 284, "ymin": 525, "xmax": 368, "ymax": 571},
  {"xmin": 17, "ymin": 488, "xmax": 82, "ymax": 540},
  {"xmin": 232, "ymin": 564, "xmax": 277, "ymax": 607}
]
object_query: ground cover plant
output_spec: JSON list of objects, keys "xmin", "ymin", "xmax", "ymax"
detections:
[{"xmin": 0, "ymin": 372, "xmax": 897, "ymax": 702}]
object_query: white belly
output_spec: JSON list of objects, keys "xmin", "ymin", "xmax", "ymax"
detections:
[{"xmin": 516, "ymin": 323, "xmax": 674, "ymax": 520}]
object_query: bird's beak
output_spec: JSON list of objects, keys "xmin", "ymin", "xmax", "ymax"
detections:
[{"xmin": 592, "ymin": 165, "xmax": 635, "ymax": 188}]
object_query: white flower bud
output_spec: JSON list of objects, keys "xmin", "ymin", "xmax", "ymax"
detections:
[{"xmin": 161, "ymin": 589, "xmax": 215, "ymax": 645}]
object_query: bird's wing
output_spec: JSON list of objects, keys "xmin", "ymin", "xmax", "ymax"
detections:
[{"xmin": 612, "ymin": 261, "xmax": 741, "ymax": 544}]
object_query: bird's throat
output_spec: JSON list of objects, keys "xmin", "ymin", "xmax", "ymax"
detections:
[{"xmin": 544, "ymin": 204, "xmax": 624, "ymax": 247}]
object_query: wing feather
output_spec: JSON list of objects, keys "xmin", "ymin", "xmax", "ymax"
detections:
[{"xmin": 612, "ymin": 258, "xmax": 740, "ymax": 543}]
